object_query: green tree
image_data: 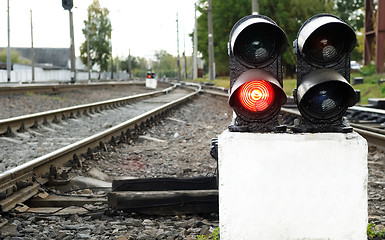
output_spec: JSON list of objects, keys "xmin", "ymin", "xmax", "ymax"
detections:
[
  {"xmin": 120, "ymin": 55, "xmax": 149, "ymax": 78},
  {"xmin": 334, "ymin": 0, "xmax": 364, "ymax": 32},
  {"xmin": 80, "ymin": 0, "xmax": 112, "ymax": 78},
  {"xmin": 152, "ymin": 50, "xmax": 177, "ymax": 78},
  {"xmin": 333, "ymin": 0, "xmax": 364, "ymax": 62},
  {"xmin": 258, "ymin": 0, "xmax": 334, "ymax": 76},
  {"xmin": 0, "ymin": 49, "xmax": 30, "ymax": 65},
  {"xmin": 195, "ymin": 0, "xmax": 345, "ymax": 77},
  {"xmin": 196, "ymin": 0, "xmax": 250, "ymax": 76}
]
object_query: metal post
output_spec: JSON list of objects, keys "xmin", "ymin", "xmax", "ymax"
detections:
[
  {"xmin": 376, "ymin": 0, "xmax": 385, "ymax": 73},
  {"xmin": 176, "ymin": 13, "xmax": 181, "ymax": 81},
  {"xmin": 193, "ymin": 3, "xmax": 198, "ymax": 80},
  {"xmin": 69, "ymin": 10, "xmax": 76, "ymax": 83},
  {"xmin": 87, "ymin": 15, "xmax": 91, "ymax": 81},
  {"xmin": 111, "ymin": 56, "xmax": 113, "ymax": 80},
  {"xmin": 252, "ymin": 0, "xmax": 259, "ymax": 15},
  {"xmin": 30, "ymin": 10, "xmax": 35, "ymax": 83},
  {"xmin": 128, "ymin": 49, "xmax": 132, "ymax": 78},
  {"xmin": 116, "ymin": 56, "xmax": 119, "ymax": 78},
  {"xmin": 183, "ymin": 32, "xmax": 187, "ymax": 79},
  {"xmin": 7, "ymin": 0, "xmax": 11, "ymax": 82},
  {"xmin": 208, "ymin": 0, "xmax": 215, "ymax": 81}
]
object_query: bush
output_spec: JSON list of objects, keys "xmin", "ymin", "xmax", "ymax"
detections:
[
  {"xmin": 197, "ymin": 227, "xmax": 220, "ymax": 240},
  {"xmin": 360, "ymin": 64, "xmax": 376, "ymax": 76},
  {"xmin": 367, "ymin": 222, "xmax": 385, "ymax": 239}
]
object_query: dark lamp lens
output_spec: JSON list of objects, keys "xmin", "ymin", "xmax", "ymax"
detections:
[
  {"xmin": 234, "ymin": 23, "xmax": 282, "ymax": 66},
  {"xmin": 239, "ymin": 80, "xmax": 274, "ymax": 112},
  {"xmin": 242, "ymin": 36, "xmax": 273, "ymax": 64},
  {"xmin": 308, "ymin": 35, "xmax": 342, "ymax": 63},
  {"xmin": 303, "ymin": 24, "xmax": 352, "ymax": 65},
  {"xmin": 302, "ymin": 83, "xmax": 345, "ymax": 119}
]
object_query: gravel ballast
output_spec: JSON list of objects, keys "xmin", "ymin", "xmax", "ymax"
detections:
[{"xmin": 0, "ymin": 84, "xmax": 384, "ymax": 239}]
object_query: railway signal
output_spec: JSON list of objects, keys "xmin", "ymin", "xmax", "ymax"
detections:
[
  {"xmin": 228, "ymin": 15, "xmax": 287, "ymax": 132},
  {"xmin": 293, "ymin": 14, "xmax": 358, "ymax": 132},
  {"xmin": 62, "ymin": 0, "xmax": 73, "ymax": 10},
  {"xmin": 147, "ymin": 72, "xmax": 155, "ymax": 79}
]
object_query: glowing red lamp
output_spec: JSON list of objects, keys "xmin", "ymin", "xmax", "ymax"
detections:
[{"xmin": 239, "ymin": 80, "xmax": 274, "ymax": 112}]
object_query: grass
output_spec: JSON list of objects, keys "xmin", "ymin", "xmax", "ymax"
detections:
[
  {"xmin": 197, "ymin": 227, "xmax": 220, "ymax": 240},
  {"xmin": 283, "ymin": 78, "xmax": 296, "ymax": 96},
  {"xmin": 368, "ymin": 222, "xmax": 385, "ymax": 239},
  {"xmin": 187, "ymin": 71, "xmax": 385, "ymax": 105},
  {"xmin": 189, "ymin": 76, "xmax": 230, "ymax": 89},
  {"xmin": 350, "ymin": 72, "xmax": 385, "ymax": 104},
  {"xmin": 196, "ymin": 223, "xmax": 384, "ymax": 239}
]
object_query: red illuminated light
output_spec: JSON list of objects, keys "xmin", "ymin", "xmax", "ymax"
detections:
[
  {"xmin": 147, "ymin": 75, "xmax": 151, "ymax": 78},
  {"xmin": 239, "ymin": 80, "xmax": 274, "ymax": 112}
]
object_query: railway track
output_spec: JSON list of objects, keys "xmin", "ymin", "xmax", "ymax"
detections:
[
  {"xmin": 0, "ymin": 84, "xmax": 383, "ymax": 211},
  {"xmin": 0, "ymin": 82, "xmax": 200, "ymax": 212},
  {"xmin": 0, "ymin": 83, "xmax": 384, "ymax": 238}
]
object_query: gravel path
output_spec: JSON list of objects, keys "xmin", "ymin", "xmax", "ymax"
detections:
[
  {"xmin": 0, "ymin": 84, "xmax": 384, "ymax": 239},
  {"xmin": 0, "ymin": 86, "xmax": 232, "ymax": 239}
]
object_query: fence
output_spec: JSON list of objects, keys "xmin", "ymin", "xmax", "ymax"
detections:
[{"xmin": 0, "ymin": 68, "xmax": 129, "ymax": 83}]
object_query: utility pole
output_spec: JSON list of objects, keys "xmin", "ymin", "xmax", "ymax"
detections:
[
  {"xmin": 208, "ymin": 0, "xmax": 215, "ymax": 81},
  {"xmin": 183, "ymin": 31, "xmax": 187, "ymax": 79},
  {"xmin": 69, "ymin": 10, "xmax": 76, "ymax": 83},
  {"xmin": 87, "ymin": 15, "xmax": 91, "ymax": 81},
  {"xmin": 193, "ymin": 3, "xmax": 198, "ymax": 80},
  {"xmin": 252, "ymin": 0, "xmax": 259, "ymax": 15},
  {"xmin": 116, "ymin": 56, "xmax": 119, "ymax": 75},
  {"xmin": 176, "ymin": 13, "xmax": 181, "ymax": 81},
  {"xmin": 128, "ymin": 49, "xmax": 132, "ymax": 78},
  {"xmin": 30, "ymin": 10, "xmax": 35, "ymax": 83},
  {"xmin": 110, "ymin": 40, "xmax": 113, "ymax": 80},
  {"xmin": 62, "ymin": 0, "xmax": 75, "ymax": 82},
  {"xmin": 110, "ymin": 42, "xmax": 114, "ymax": 81},
  {"xmin": 7, "ymin": 0, "xmax": 11, "ymax": 82}
]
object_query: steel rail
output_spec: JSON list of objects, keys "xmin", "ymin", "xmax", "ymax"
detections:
[
  {"xmin": 281, "ymin": 107, "xmax": 385, "ymax": 151},
  {"xmin": 0, "ymin": 85, "xmax": 175, "ymax": 135},
  {"xmin": 0, "ymin": 81, "xmax": 145, "ymax": 95},
  {"xmin": 350, "ymin": 125, "xmax": 385, "ymax": 152},
  {"xmin": 0, "ymin": 83, "xmax": 200, "ymax": 212}
]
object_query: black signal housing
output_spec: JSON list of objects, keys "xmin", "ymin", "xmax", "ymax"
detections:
[
  {"xmin": 228, "ymin": 15, "xmax": 288, "ymax": 133},
  {"xmin": 293, "ymin": 13, "xmax": 358, "ymax": 132}
]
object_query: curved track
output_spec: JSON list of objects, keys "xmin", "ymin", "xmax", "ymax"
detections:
[{"xmin": 0, "ymin": 83, "xmax": 200, "ymax": 212}]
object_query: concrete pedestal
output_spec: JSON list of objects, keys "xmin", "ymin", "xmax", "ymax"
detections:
[
  {"xmin": 146, "ymin": 78, "xmax": 157, "ymax": 89},
  {"xmin": 218, "ymin": 130, "xmax": 368, "ymax": 240}
]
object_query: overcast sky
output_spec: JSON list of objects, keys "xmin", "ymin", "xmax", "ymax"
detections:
[{"xmin": 0, "ymin": 0, "xmax": 198, "ymax": 59}]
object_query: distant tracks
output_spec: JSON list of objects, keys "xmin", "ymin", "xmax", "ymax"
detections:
[{"xmin": 0, "ymin": 86, "xmax": 173, "ymax": 136}]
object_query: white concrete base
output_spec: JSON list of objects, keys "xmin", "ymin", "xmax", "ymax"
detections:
[
  {"xmin": 146, "ymin": 78, "xmax": 157, "ymax": 89},
  {"xmin": 218, "ymin": 130, "xmax": 368, "ymax": 240}
]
